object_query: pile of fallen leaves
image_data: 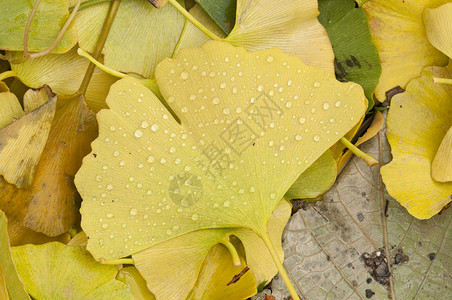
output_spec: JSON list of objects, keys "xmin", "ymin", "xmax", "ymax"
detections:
[{"xmin": 0, "ymin": 0, "xmax": 450, "ymax": 299}]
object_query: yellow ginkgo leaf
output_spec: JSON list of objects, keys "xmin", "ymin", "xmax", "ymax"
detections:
[
  {"xmin": 363, "ymin": 0, "xmax": 450, "ymax": 101},
  {"xmin": 116, "ymin": 267, "xmax": 156, "ymax": 300},
  {"xmin": 188, "ymin": 244, "xmax": 257, "ymax": 300},
  {"xmin": 75, "ymin": 0, "xmax": 185, "ymax": 78},
  {"xmin": 10, "ymin": 48, "xmax": 117, "ymax": 113},
  {"xmin": 424, "ymin": 3, "xmax": 452, "ymax": 59},
  {"xmin": 381, "ymin": 65, "xmax": 452, "ymax": 219},
  {"xmin": 0, "ymin": 90, "xmax": 24, "ymax": 129},
  {"xmin": 0, "ymin": 95, "xmax": 98, "ymax": 236},
  {"xmin": 226, "ymin": 0, "xmax": 334, "ymax": 75},
  {"xmin": 0, "ymin": 97, "xmax": 56, "ymax": 188},
  {"xmin": 12, "ymin": 242, "xmax": 133, "ymax": 299},
  {"xmin": 75, "ymin": 41, "xmax": 367, "ymax": 298},
  {"xmin": 132, "ymin": 199, "xmax": 289, "ymax": 299},
  {"xmin": 0, "ymin": 211, "xmax": 30, "ymax": 300},
  {"xmin": 431, "ymin": 126, "xmax": 452, "ymax": 182},
  {"xmin": 23, "ymin": 85, "xmax": 53, "ymax": 113}
]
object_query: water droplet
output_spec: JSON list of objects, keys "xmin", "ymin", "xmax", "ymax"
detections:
[
  {"xmin": 232, "ymin": 87, "xmax": 238, "ymax": 94},
  {"xmin": 311, "ymin": 108, "xmax": 316, "ymax": 114},
  {"xmin": 113, "ymin": 151, "xmax": 119, "ymax": 157},
  {"xmin": 220, "ymin": 82, "xmax": 226, "ymax": 89},
  {"xmin": 313, "ymin": 135, "xmax": 320, "ymax": 142},
  {"xmin": 212, "ymin": 97, "xmax": 220, "ymax": 104},
  {"xmin": 323, "ymin": 103, "xmax": 330, "ymax": 110},
  {"xmin": 151, "ymin": 123, "xmax": 159, "ymax": 132},
  {"xmin": 189, "ymin": 94, "xmax": 196, "ymax": 100},
  {"xmin": 192, "ymin": 214, "xmax": 199, "ymax": 221},
  {"xmin": 223, "ymin": 201, "xmax": 231, "ymax": 207},
  {"xmin": 109, "ymin": 126, "xmax": 116, "ymax": 131},
  {"xmin": 329, "ymin": 118, "xmax": 335, "ymax": 123},
  {"xmin": 249, "ymin": 187, "xmax": 255, "ymax": 193},
  {"xmin": 335, "ymin": 101, "xmax": 341, "ymax": 107},
  {"xmin": 148, "ymin": 156, "xmax": 155, "ymax": 163},
  {"xmin": 209, "ymin": 72, "xmax": 215, "ymax": 77},
  {"xmin": 270, "ymin": 193, "xmax": 276, "ymax": 199},
  {"xmin": 135, "ymin": 129, "xmax": 143, "ymax": 138},
  {"xmin": 169, "ymin": 147, "xmax": 176, "ymax": 153},
  {"xmin": 313, "ymin": 81, "xmax": 321, "ymax": 87},
  {"xmin": 286, "ymin": 102, "xmax": 292, "ymax": 108},
  {"xmin": 299, "ymin": 117, "xmax": 306, "ymax": 124},
  {"xmin": 106, "ymin": 213, "xmax": 114, "ymax": 219},
  {"xmin": 130, "ymin": 208, "xmax": 138, "ymax": 216},
  {"xmin": 223, "ymin": 108, "xmax": 230, "ymax": 115},
  {"xmin": 102, "ymin": 223, "xmax": 108, "ymax": 229},
  {"xmin": 295, "ymin": 135, "xmax": 302, "ymax": 141},
  {"xmin": 258, "ymin": 85, "xmax": 264, "ymax": 91},
  {"xmin": 238, "ymin": 189, "xmax": 244, "ymax": 194},
  {"xmin": 160, "ymin": 158, "xmax": 167, "ymax": 164},
  {"xmin": 266, "ymin": 56, "xmax": 274, "ymax": 62},
  {"xmin": 106, "ymin": 184, "xmax": 113, "ymax": 191},
  {"xmin": 181, "ymin": 71, "xmax": 189, "ymax": 80}
]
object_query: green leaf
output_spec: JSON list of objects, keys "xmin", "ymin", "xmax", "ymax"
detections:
[
  {"xmin": 0, "ymin": 0, "xmax": 77, "ymax": 53},
  {"xmin": 194, "ymin": 0, "xmax": 236, "ymax": 34},
  {"xmin": 12, "ymin": 242, "xmax": 134, "ymax": 299},
  {"xmin": 285, "ymin": 150, "xmax": 337, "ymax": 200},
  {"xmin": 318, "ymin": 0, "xmax": 381, "ymax": 108}
]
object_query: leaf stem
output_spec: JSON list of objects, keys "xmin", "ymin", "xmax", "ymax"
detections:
[
  {"xmin": 340, "ymin": 137, "xmax": 379, "ymax": 166},
  {"xmin": 99, "ymin": 258, "xmax": 134, "ymax": 265},
  {"xmin": 77, "ymin": 48, "xmax": 159, "ymax": 95},
  {"xmin": 260, "ymin": 232, "xmax": 300, "ymax": 300},
  {"xmin": 69, "ymin": 0, "xmax": 115, "ymax": 12},
  {"xmin": 220, "ymin": 237, "xmax": 242, "ymax": 267},
  {"xmin": 12, "ymin": 0, "xmax": 82, "ymax": 64},
  {"xmin": 0, "ymin": 71, "xmax": 17, "ymax": 82},
  {"xmin": 433, "ymin": 77, "xmax": 452, "ymax": 85},
  {"xmin": 77, "ymin": 0, "xmax": 120, "ymax": 96},
  {"xmin": 167, "ymin": 0, "xmax": 223, "ymax": 41}
]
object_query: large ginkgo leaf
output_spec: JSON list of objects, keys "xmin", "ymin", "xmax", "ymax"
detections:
[
  {"xmin": 75, "ymin": 0, "xmax": 185, "ymax": 78},
  {"xmin": 12, "ymin": 242, "xmax": 133, "ymax": 299},
  {"xmin": 363, "ymin": 0, "xmax": 450, "ymax": 101},
  {"xmin": 75, "ymin": 41, "xmax": 367, "ymax": 298},
  {"xmin": 0, "ymin": 0, "xmax": 77, "ymax": 53},
  {"xmin": 226, "ymin": 0, "xmax": 335, "ymax": 75},
  {"xmin": 381, "ymin": 65, "xmax": 452, "ymax": 219},
  {"xmin": 424, "ymin": 3, "xmax": 452, "ymax": 59}
]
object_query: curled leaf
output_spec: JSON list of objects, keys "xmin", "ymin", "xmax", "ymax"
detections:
[
  {"xmin": 424, "ymin": 3, "xmax": 452, "ymax": 58},
  {"xmin": 381, "ymin": 65, "xmax": 452, "ymax": 219}
]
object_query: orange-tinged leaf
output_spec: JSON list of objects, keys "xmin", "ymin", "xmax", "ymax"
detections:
[{"xmin": 0, "ymin": 95, "xmax": 98, "ymax": 235}]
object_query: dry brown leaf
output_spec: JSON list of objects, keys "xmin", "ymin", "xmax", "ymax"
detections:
[{"xmin": 0, "ymin": 95, "xmax": 98, "ymax": 236}]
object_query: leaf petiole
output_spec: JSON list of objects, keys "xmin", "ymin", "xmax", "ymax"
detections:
[
  {"xmin": 260, "ymin": 231, "xmax": 300, "ymax": 300},
  {"xmin": 99, "ymin": 258, "xmax": 135, "ymax": 265},
  {"xmin": 220, "ymin": 237, "xmax": 242, "ymax": 267},
  {"xmin": 433, "ymin": 77, "xmax": 452, "ymax": 85},
  {"xmin": 167, "ymin": 0, "xmax": 223, "ymax": 41},
  {"xmin": 0, "ymin": 71, "xmax": 17, "ymax": 82},
  {"xmin": 340, "ymin": 137, "xmax": 379, "ymax": 166}
]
